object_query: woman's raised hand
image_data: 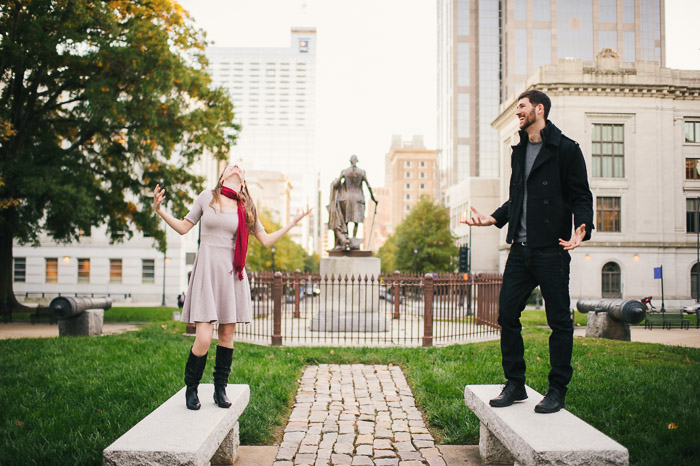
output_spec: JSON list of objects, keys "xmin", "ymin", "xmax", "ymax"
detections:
[
  {"xmin": 153, "ymin": 184, "xmax": 165, "ymax": 213},
  {"xmin": 293, "ymin": 206, "xmax": 313, "ymax": 225}
]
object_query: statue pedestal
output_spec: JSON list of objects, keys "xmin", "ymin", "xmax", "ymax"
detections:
[{"xmin": 311, "ymin": 255, "xmax": 386, "ymax": 332}]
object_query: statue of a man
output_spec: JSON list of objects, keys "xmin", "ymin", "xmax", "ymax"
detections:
[{"xmin": 329, "ymin": 155, "xmax": 377, "ymax": 249}]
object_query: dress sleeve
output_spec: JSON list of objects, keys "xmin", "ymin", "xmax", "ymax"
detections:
[
  {"xmin": 184, "ymin": 191, "xmax": 210, "ymax": 225},
  {"xmin": 254, "ymin": 217, "xmax": 265, "ymax": 234}
]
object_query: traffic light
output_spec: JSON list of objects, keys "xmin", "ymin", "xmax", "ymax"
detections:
[{"xmin": 458, "ymin": 246, "xmax": 469, "ymax": 273}]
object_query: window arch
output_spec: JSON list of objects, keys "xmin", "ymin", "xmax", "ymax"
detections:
[
  {"xmin": 601, "ymin": 262, "xmax": 622, "ymax": 298},
  {"xmin": 691, "ymin": 263, "xmax": 700, "ymax": 300}
]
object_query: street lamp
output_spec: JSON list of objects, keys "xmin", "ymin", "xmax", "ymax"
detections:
[
  {"xmin": 161, "ymin": 254, "xmax": 169, "ymax": 306},
  {"xmin": 696, "ymin": 196, "xmax": 699, "ymax": 303},
  {"xmin": 271, "ymin": 246, "xmax": 277, "ymax": 271},
  {"xmin": 412, "ymin": 247, "xmax": 418, "ymax": 274}
]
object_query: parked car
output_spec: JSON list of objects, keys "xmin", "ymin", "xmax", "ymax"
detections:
[
  {"xmin": 683, "ymin": 303, "xmax": 700, "ymax": 315},
  {"xmin": 381, "ymin": 286, "xmax": 403, "ymax": 304},
  {"xmin": 301, "ymin": 285, "xmax": 321, "ymax": 296}
]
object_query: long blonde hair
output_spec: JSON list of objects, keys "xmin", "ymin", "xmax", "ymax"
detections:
[{"xmin": 209, "ymin": 171, "xmax": 258, "ymax": 232}]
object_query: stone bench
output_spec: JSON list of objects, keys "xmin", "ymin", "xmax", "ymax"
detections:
[
  {"xmin": 464, "ymin": 385, "xmax": 628, "ymax": 466},
  {"xmin": 104, "ymin": 384, "xmax": 249, "ymax": 466}
]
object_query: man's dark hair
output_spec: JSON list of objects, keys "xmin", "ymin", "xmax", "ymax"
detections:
[{"xmin": 518, "ymin": 89, "xmax": 551, "ymax": 119}]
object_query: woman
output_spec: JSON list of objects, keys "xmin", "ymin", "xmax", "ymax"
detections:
[{"xmin": 153, "ymin": 164, "xmax": 310, "ymax": 410}]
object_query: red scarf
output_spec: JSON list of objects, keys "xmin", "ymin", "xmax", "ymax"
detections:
[{"xmin": 220, "ymin": 186, "xmax": 248, "ymax": 280}]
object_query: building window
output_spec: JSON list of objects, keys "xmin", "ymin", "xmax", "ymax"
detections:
[
  {"xmin": 686, "ymin": 159, "xmax": 700, "ymax": 180},
  {"xmin": 46, "ymin": 258, "xmax": 58, "ymax": 284},
  {"xmin": 405, "ymin": 194, "xmax": 411, "ymax": 201},
  {"xmin": 592, "ymin": 124, "xmax": 624, "ymax": 178},
  {"xmin": 13, "ymin": 257, "xmax": 26, "ymax": 283},
  {"xmin": 404, "ymin": 161, "xmax": 412, "ymax": 168},
  {"xmin": 420, "ymin": 161, "xmax": 426, "ymax": 168},
  {"xmin": 404, "ymin": 172, "xmax": 412, "ymax": 179},
  {"xmin": 596, "ymin": 197, "xmax": 621, "ymax": 232},
  {"xmin": 78, "ymin": 258, "xmax": 90, "ymax": 283},
  {"xmin": 686, "ymin": 121, "xmax": 700, "ymax": 143},
  {"xmin": 142, "ymin": 259, "xmax": 155, "ymax": 284},
  {"xmin": 110, "ymin": 259, "xmax": 122, "ymax": 284},
  {"xmin": 687, "ymin": 198, "xmax": 700, "ymax": 233},
  {"xmin": 405, "ymin": 183, "xmax": 411, "ymax": 189},
  {"xmin": 692, "ymin": 263, "xmax": 700, "ymax": 300},
  {"xmin": 602, "ymin": 262, "xmax": 622, "ymax": 298},
  {"xmin": 420, "ymin": 183, "xmax": 426, "ymax": 190},
  {"xmin": 419, "ymin": 172, "xmax": 426, "ymax": 179}
]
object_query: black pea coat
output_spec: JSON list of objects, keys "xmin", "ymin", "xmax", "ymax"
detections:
[{"xmin": 491, "ymin": 120, "xmax": 594, "ymax": 248}]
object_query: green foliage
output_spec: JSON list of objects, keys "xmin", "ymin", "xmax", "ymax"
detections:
[
  {"xmin": 304, "ymin": 252, "xmax": 320, "ymax": 273},
  {"xmin": 246, "ymin": 208, "xmax": 309, "ymax": 272},
  {"xmin": 377, "ymin": 234, "xmax": 397, "ymax": 273},
  {"xmin": 392, "ymin": 196, "xmax": 457, "ymax": 273},
  {"xmin": 0, "ymin": 0, "xmax": 238, "ymax": 249}
]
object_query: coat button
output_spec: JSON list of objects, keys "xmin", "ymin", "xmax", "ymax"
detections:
[
  {"xmin": 544, "ymin": 200, "xmax": 549, "ymax": 205},
  {"xmin": 542, "ymin": 180, "xmax": 548, "ymax": 186}
]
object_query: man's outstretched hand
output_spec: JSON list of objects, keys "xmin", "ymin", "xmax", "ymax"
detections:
[
  {"xmin": 461, "ymin": 206, "xmax": 496, "ymax": 227},
  {"xmin": 559, "ymin": 224, "xmax": 586, "ymax": 250}
]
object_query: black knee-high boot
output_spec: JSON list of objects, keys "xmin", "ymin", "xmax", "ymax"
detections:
[
  {"xmin": 213, "ymin": 345, "xmax": 233, "ymax": 408},
  {"xmin": 184, "ymin": 347, "xmax": 207, "ymax": 410}
]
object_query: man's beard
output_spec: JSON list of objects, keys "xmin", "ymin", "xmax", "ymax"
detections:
[{"xmin": 519, "ymin": 108, "xmax": 537, "ymax": 130}]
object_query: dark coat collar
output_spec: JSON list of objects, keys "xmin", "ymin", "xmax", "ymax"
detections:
[{"xmin": 514, "ymin": 120, "xmax": 562, "ymax": 149}]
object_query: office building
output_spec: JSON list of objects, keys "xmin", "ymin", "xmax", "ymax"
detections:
[
  {"xmin": 386, "ymin": 135, "xmax": 437, "ymax": 229},
  {"xmin": 207, "ymin": 28, "xmax": 320, "ymax": 254}
]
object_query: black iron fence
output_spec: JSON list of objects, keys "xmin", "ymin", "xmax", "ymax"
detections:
[{"xmin": 229, "ymin": 271, "xmax": 502, "ymax": 347}]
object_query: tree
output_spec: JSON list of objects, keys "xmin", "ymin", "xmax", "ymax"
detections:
[
  {"xmin": 0, "ymin": 0, "xmax": 238, "ymax": 313},
  {"xmin": 392, "ymin": 196, "xmax": 457, "ymax": 273},
  {"xmin": 376, "ymin": 233, "xmax": 397, "ymax": 274},
  {"xmin": 246, "ymin": 208, "xmax": 308, "ymax": 272}
]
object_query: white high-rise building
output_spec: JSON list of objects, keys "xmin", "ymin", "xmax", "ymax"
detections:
[{"xmin": 207, "ymin": 28, "xmax": 320, "ymax": 254}]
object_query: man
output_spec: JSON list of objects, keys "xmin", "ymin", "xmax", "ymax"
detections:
[{"xmin": 463, "ymin": 89, "xmax": 593, "ymax": 413}]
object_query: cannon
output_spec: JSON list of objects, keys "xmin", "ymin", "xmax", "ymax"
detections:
[
  {"xmin": 576, "ymin": 298, "xmax": 645, "ymax": 341},
  {"xmin": 49, "ymin": 296, "xmax": 112, "ymax": 337}
]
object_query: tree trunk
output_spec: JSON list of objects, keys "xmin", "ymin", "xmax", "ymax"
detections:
[{"xmin": 0, "ymin": 225, "xmax": 34, "ymax": 316}]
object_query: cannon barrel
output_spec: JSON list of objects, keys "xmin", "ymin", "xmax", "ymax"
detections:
[
  {"xmin": 576, "ymin": 298, "xmax": 645, "ymax": 324},
  {"xmin": 50, "ymin": 296, "xmax": 112, "ymax": 320}
]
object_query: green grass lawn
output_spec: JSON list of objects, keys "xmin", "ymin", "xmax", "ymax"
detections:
[{"xmin": 1, "ymin": 310, "xmax": 698, "ymax": 465}]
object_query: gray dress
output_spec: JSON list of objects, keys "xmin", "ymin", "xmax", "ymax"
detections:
[{"xmin": 180, "ymin": 190, "xmax": 264, "ymax": 324}]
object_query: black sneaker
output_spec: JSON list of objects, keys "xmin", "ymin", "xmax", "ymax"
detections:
[
  {"xmin": 489, "ymin": 382, "xmax": 528, "ymax": 407},
  {"xmin": 534, "ymin": 388, "xmax": 566, "ymax": 413}
]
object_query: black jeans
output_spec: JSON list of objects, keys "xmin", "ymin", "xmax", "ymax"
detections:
[{"xmin": 498, "ymin": 243, "xmax": 573, "ymax": 393}]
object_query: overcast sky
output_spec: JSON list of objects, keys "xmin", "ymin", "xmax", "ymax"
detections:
[{"xmin": 178, "ymin": 0, "xmax": 700, "ymax": 189}]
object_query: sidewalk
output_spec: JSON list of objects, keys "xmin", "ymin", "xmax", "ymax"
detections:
[
  {"xmin": 0, "ymin": 322, "xmax": 143, "ymax": 340},
  {"xmin": 573, "ymin": 326, "xmax": 700, "ymax": 348},
  {"xmin": 274, "ymin": 364, "xmax": 447, "ymax": 466}
]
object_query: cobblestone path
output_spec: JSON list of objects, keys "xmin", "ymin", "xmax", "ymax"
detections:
[{"xmin": 274, "ymin": 364, "xmax": 446, "ymax": 466}]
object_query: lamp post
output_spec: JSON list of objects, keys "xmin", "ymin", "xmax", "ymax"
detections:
[
  {"xmin": 413, "ymin": 247, "xmax": 418, "ymax": 274},
  {"xmin": 161, "ymin": 219, "xmax": 167, "ymax": 307},
  {"xmin": 695, "ymin": 196, "xmax": 700, "ymax": 303},
  {"xmin": 161, "ymin": 252, "xmax": 167, "ymax": 306},
  {"xmin": 271, "ymin": 246, "xmax": 277, "ymax": 272}
]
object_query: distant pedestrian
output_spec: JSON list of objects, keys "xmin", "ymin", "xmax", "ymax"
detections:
[
  {"xmin": 153, "ymin": 164, "xmax": 311, "ymax": 410},
  {"xmin": 177, "ymin": 292, "xmax": 185, "ymax": 309},
  {"xmin": 463, "ymin": 89, "xmax": 593, "ymax": 413}
]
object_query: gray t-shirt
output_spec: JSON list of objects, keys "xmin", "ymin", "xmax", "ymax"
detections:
[{"xmin": 516, "ymin": 140, "xmax": 543, "ymax": 243}]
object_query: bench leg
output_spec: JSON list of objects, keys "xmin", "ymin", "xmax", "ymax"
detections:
[
  {"xmin": 479, "ymin": 422, "xmax": 514, "ymax": 465},
  {"xmin": 211, "ymin": 421, "xmax": 240, "ymax": 465}
]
